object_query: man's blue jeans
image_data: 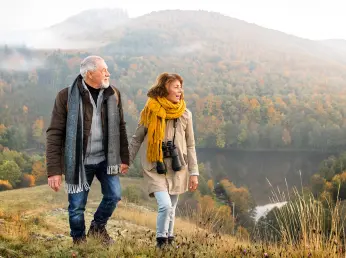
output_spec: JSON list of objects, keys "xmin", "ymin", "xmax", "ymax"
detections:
[{"xmin": 67, "ymin": 160, "xmax": 121, "ymax": 238}]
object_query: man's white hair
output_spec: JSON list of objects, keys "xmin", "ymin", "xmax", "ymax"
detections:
[{"xmin": 80, "ymin": 55, "xmax": 104, "ymax": 78}]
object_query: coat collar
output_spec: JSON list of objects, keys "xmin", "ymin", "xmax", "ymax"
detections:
[{"xmin": 75, "ymin": 74, "xmax": 116, "ymax": 100}]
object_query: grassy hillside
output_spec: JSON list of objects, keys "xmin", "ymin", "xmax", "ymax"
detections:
[
  {"xmin": 0, "ymin": 178, "xmax": 342, "ymax": 257},
  {"xmin": 0, "ymin": 179, "xmax": 243, "ymax": 257}
]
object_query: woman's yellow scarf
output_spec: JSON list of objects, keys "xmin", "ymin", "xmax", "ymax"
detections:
[{"xmin": 139, "ymin": 97, "xmax": 186, "ymax": 163}]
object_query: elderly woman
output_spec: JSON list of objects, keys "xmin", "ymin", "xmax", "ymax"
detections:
[{"xmin": 129, "ymin": 72, "xmax": 199, "ymax": 248}]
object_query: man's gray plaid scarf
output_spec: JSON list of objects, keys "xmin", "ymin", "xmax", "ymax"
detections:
[{"xmin": 64, "ymin": 75, "xmax": 121, "ymax": 194}]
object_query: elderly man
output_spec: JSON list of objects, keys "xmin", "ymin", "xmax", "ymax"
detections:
[{"xmin": 46, "ymin": 55, "xmax": 129, "ymax": 245}]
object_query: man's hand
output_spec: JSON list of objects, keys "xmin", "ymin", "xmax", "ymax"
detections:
[
  {"xmin": 48, "ymin": 175, "xmax": 62, "ymax": 192},
  {"xmin": 189, "ymin": 175, "xmax": 198, "ymax": 192},
  {"xmin": 120, "ymin": 164, "xmax": 129, "ymax": 174}
]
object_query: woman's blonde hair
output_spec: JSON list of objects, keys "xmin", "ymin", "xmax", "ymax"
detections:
[{"xmin": 147, "ymin": 72, "xmax": 183, "ymax": 98}]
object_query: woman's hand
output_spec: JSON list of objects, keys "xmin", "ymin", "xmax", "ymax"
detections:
[{"xmin": 189, "ymin": 175, "xmax": 198, "ymax": 192}]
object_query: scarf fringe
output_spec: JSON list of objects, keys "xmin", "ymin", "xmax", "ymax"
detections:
[
  {"xmin": 64, "ymin": 76, "xmax": 122, "ymax": 194},
  {"xmin": 64, "ymin": 182, "xmax": 90, "ymax": 194},
  {"xmin": 107, "ymin": 165, "xmax": 121, "ymax": 175}
]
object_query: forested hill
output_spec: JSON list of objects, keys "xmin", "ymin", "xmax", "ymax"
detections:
[{"xmin": 1, "ymin": 9, "xmax": 346, "ymax": 152}]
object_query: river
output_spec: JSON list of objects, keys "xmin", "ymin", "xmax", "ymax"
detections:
[{"xmin": 196, "ymin": 148, "xmax": 337, "ymax": 205}]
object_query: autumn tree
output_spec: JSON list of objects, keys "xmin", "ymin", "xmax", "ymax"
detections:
[
  {"xmin": 0, "ymin": 160, "xmax": 22, "ymax": 187},
  {"xmin": 218, "ymin": 179, "xmax": 255, "ymax": 229},
  {"xmin": 19, "ymin": 174, "xmax": 36, "ymax": 187},
  {"xmin": 207, "ymin": 179, "xmax": 215, "ymax": 193},
  {"xmin": 0, "ymin": 149, "xmax": 31, "ymax": 172},
  {"xmin": 31, "ymin": 160, "xmax": 46, "ymax": 184},
  {"xmin": 32, "ymin": 118, "xmax": 44, "ymax": 146},
  {"xmin": 22, "ymin": 105, "xmax": 28, "ymax": 114},
  {"xmin": 310, "ymin": 174, "xmax": 326, "ymax": 198},
  {"xmin": 1, "ymin": 126, "xmax": 27, "ymax": 150},
  {"xmin": 331, "ymin": 171, "xmax": 346, "ymax": 200},
  {"xmin": 217, "ymin": 205, "xmax": 235, "ymax": 234},
  {"xmin": 197, "ymin": 195, "xmax": 217, "ymax": 227},
  {"xmin": 0, "ymin": 124, "xmax": 6, "ymax": 146},
  {"xmin": 0, "ymin": 180, "xmax": 12, "ymax": 191}
]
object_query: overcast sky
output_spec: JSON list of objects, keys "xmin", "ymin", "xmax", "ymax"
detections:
[{"xmin": 0, "ymin": 0, "xmax": 345, "ymax": 40}]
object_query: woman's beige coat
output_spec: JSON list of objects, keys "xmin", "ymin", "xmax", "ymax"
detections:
[{"xmin": 129, "ymin": 109, "xmax": 199, "ymax": 196}]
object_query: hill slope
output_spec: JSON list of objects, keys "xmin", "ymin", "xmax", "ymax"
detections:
[
  {"xmin": 48, "ymin": 8, "xmax": 129, "ymax": 40},
  {"xmin": 0, "ymin": 181, "xmax": 337, "ymax": 257},
  {"xmin": 0, "ymin": 8, "xmax": 130, "ymax": 49},
  {"xmin": 0, "ymin": 181, "xmax": 245, "ymax": 257},
  {"xmin": 100, "ymin": 10, "xmax": 346, "ymax": 65}
]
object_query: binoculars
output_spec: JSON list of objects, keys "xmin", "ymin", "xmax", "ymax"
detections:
[{"xmin": 156, "ymin": 141, "xmax": 182, "ymax": 174}]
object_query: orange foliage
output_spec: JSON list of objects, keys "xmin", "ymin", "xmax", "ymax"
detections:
[
  {"xmin": 198, "ymin": 195, "xmax": 215, "ymax": 213},
  {"xmin": 207, "ymin": 179, "xmax": 214, "ymax": 192},
  {"xmin": 220, "ymin": 179, "xmax": 236, "ymax": 192},
  {"xmin": 0, "ymin": 180, "xmax": 13, "ymax": 190},
  {"xmin": 275, "ymin": 97, "xmax": 287, "ymax": 108},
  {"xmin": 32, "ymin": 118, "xmax": 44, "ymax": 141},
  {"xmin": 220, "ymin": 179, "xmax": 251, "ymax": 213},
  {"xmin": 130, "ymin": 63, "xmax": 138, "ymax": 70},
  {"xmin": 249, "ymin": 98, "xmax": 260, "ymax": 109},
  {"xmin": 21, "ymin": 174, "xmax": 36, "ymax": 187},
  {"xmin": 0, "ymin": 124, "xmax": 6, "ymax": 135},
  {"xmin": 325, "ymin": 181, "xmax": 333, "ymax": 191},
  {"xmin": 31, "ymin": 161, "xmax": 46, "ymax": 183},
  {"xmin": 338, "ymin": 171, "xmax": 346, "ymax": 182},
  {"xmin": 22, "ymin": 105, "xmax": 28, "ymax": 114},
  {"xmin": 267, "ymin": 106, "xmax": 276, "ymax": 116}
]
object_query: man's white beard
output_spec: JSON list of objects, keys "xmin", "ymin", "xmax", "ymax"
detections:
[{"xmin": 101, "ymin": 80, "xmax": 110, "ymax": 89}]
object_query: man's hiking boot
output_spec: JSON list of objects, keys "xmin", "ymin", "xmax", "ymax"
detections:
[{"xmin": 87, "ymin": 221, "xmax": 115, "ymax": 245}]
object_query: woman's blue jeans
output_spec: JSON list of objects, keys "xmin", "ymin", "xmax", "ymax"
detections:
[{"xmin": 154, "ymin": 191, "xmax": 179, "ymax": 238}]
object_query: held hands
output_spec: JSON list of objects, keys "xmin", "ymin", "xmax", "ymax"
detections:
[
  {"xmin": 120, "ymin": 164, "xmax": 129, "ymax": 174},
  {"xmin": 48, "ymin": 175, "xmax": 62, "ymax": 192},
  {"xmin": 48, "ymin": 164, "xmax": 129, "ymax": 192},
  {"xmin": 189, "ymin": 175, "xmax": 198, "ymax": 192}
]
